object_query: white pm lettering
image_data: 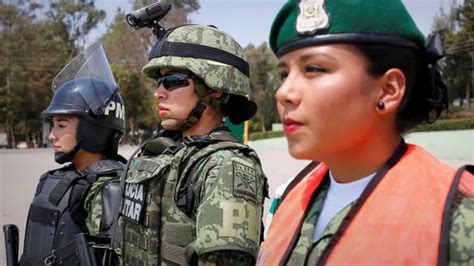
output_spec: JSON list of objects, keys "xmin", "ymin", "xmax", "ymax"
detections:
[{"xmin": 104, "ymin": 101, "xmax": 125, "ymax": 120}]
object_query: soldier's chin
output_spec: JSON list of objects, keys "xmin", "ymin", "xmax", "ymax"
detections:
[{"xmin": 161, "ymin": 119, "xmax": 182, "ymax": 130}]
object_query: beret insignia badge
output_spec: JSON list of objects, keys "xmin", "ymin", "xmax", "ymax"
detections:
[{"xmin": 296, "ymin": 0, "xmax": 330, "ymax": 34}]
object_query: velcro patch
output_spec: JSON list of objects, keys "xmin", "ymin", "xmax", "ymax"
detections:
[
  {"xmin": 121, "ymin": 183, "xmax": 147, "ymax": 224},
  {"xmin": 232, "ymin": 160, "xmax": 257, "ymax": 203}
]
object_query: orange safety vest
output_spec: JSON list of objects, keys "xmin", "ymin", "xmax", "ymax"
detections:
[{"xmin": 257, "ymin": 144, "xmax": 473, "ymax": 266}]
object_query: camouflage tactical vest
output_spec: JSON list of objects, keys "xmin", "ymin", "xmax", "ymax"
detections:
[{"xmin": 121, "ymin": 132, "xmax": 258, "ymax": 265}]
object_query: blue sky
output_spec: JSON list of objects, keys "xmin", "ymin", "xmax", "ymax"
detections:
[{"xmin": 94, "ymin": 0, "xmax": 452, "ymax": 47}]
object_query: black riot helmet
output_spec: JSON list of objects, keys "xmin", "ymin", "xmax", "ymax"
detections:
[{"xmin": 43, "ymin": 42, "xmax": 126, "ymax": 164}]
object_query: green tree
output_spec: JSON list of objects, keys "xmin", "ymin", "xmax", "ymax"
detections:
[
  {"xmin": 245, "ymin": 42, "xmax": 280, "ymax": 132},
  {"xmin": 45, "ymin": 0, "xmax": 106, "ymax": 51},
  {"xmin": 454, "ymin": 0, "xmax": 473, "ymax": 109},
  {"xmin": 433, "ymin": 0, "xmax": 473, "ymax": 109},
  {"xmin": 0, "ymin": 1, "xmax": 106, "ymax": 148},
  {"xmin": 0, "ymin": 3, "xmax": 67, "ymax": 148}
]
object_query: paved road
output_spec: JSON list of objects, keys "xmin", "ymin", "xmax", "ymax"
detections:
[
  {"xmin": 0, "ymin": 144, "xmax": 310, "ymax": 262},
  {"xmin": 1, "ymin": 131, "xmax": 471, "ymax": 262}
]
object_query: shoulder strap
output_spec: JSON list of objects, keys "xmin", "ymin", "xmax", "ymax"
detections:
[
  {"xmin": 40, "ymin": 164, "xmax": 74, "ymax": 181},
  {"xmin": 460, "ymin": 164, "xmax": 474, "ymax": 174},
  {"xmin": 83, "ymin": 160, "xmax": 125, "ymax": 178},
  {"xmin": 277, "ymin": 161, "xmax": 319, "ymax": 212},
  {"xmin": 142, "ymin": 136, "xmax": 179, "ymax": 156},
  {"xmin": 49, "ymin": 160, "xmax": 123, "ymax": 206},
  {"xmin": 209, "ymin": 130, "xmax": 240, "ymax": 142},
  {"xmin": 437, "ymin": 164, "xmax": 473, "ymax": 265},
  {"xmin": 183, "ymin": 130, "xmax": 239, "ymax": 148},
  {"xmin": 453, "ymin": 164, "xmax": 474, "ymax": 197},
  {"xmin": 48, "ymin": 170, "xmax": 82, "ymax": 206},
  {"xmin": 39, "ymin": 172, "xmax": 50, "ymax": 181},
  {"xmin": 36, "ymin": 169, "xmax": 60, "ymax": 196}
]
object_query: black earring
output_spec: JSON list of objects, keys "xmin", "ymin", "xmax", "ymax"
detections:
[{"xmin": 377, "ymin": 101, "xmax": 385, "ymax": 110}]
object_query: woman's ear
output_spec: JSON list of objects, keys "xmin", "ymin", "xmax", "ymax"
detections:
[{"xmin": 376, "ymin": 68, "xmax": 406, "ymax": 114}]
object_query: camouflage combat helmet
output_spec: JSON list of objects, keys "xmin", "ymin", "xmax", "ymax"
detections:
[
  {"xmin": 143, "ymin": 24, "xmax": 257, "ymax": 129},
  {"xmin": 143, "ymin": 24, "xmax": 250, "ymax": 97}
]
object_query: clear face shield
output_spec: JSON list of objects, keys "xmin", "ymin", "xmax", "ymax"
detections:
[{"xmin": 51, "ymin": 41, "xmax": 118, "ymax": 116}]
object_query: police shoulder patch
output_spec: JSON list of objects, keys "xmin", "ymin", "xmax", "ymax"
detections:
[{"xmin": 232, "ymin": 158, "xmax": 257, "ymax": 203}]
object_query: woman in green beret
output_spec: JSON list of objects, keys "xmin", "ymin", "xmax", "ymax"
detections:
[{"xmin": 257, "ymin": 0, "xmax": 474, "ymax": 265}]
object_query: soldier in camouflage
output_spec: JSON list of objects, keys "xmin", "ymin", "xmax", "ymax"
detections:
[
  {"xmin": 120, "ymin": 24, "xmax": 268, "ymax": 266},
  {"xmin": 18, "ymin": 43, "xmax": 127, "ymax": 265},
  {"xmin": 257, "ymin": 0, "xmax": 474, "ymax": 265}
]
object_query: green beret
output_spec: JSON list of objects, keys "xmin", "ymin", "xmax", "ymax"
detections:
[{"xmin": 269, "ymin": 0, "xmax": 426, "ymax": 56}]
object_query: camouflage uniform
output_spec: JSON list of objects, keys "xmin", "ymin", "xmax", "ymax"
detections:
[
  {"xmin": 282, "ymin": 181, "xmax": 474, "ymax": 265},
  {"xmin": 143, "ymin": 26, "xmax": 250, "ymax": 97},
  {"xmin": 84, "ymin": 175, "xmax": 115, "ymax": 235},
  {"xmin": 121, "ymin": 130, "xmax": 267, "ymax": 265},
  {"xmin": 121, "ymin": 24, "xmax": 267, "ymax": 265}
]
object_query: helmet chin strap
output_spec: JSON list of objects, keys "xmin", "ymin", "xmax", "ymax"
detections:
[
  {"xmin": 160, "ymin": 83, "xmax": 226, "ymax": 133},
  {"xmin": 161, "ymin": 100, "xmax": 207, "ymax": 133},
  {"xmin": 54, "ymin": 144, "xmax": 81, "ymax": 164}
]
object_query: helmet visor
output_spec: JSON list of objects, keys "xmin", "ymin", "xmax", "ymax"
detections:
[
  {"xmin": 51, "ymin": 42, "xmax": 118, "ymax": 115},
  {"xmin": 52, "ymin": 41, "xmax": 117, "ymax": 92}
]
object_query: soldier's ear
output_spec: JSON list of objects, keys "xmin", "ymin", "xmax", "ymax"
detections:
[{"xmin": 209, "ymin": 89, "xmax": 223, "ymax": 99}]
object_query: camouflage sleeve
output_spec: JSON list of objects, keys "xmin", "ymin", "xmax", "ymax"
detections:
[
  {"xmin": 84, "ymin": 176, "xmax": 113, "ymax": 235},
  {"xmin": 193, "ymin": 149, "xmax": 266, "ymax": 261},
  {"xmin": 198, "ymin": 250, "xmax": 255, "ymax": 266},
  {"xmin": 449, "ymin": 192, "xmax": 474, "ymax": 265}
]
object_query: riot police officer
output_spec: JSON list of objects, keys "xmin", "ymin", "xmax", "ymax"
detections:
[
  {"xmin": 120, "ymin": 24, "xmax": 268, "ymax": 265},
  {"xmin": 19, "ymin": 43, "xmax": 126, "ymax": 265}
]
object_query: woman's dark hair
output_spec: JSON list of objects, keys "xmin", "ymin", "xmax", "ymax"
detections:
[{"xmin": 352, "ymin": 43, "xmax": 447, "ymax": 133}]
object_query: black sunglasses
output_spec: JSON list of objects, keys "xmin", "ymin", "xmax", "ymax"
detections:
[{"xmin": 155, "ymin": 72, "xmax": 202, "ymax": 91}]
